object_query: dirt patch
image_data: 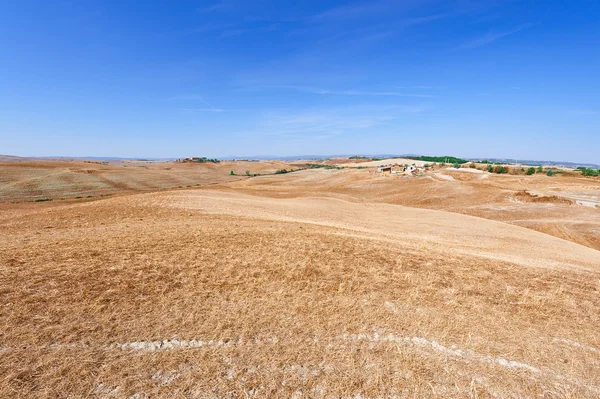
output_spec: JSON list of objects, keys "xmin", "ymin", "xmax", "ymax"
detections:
[{"xmin": 514, "ymin": 190, "xmax": 573, "ymax": 205}]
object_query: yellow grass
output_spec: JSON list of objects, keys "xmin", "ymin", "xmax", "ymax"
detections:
[{"xmin": 1, "ymin": 159, "xmax": 599, "ymax": 397}]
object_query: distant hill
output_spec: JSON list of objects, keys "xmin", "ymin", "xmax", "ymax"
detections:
[
  {"xmin": 470, "ymin": 158, "xmax": 599, "ymax": 169},
  {"xmin": 2, "ymin": 153, "xmax": 597, "ymax": 169}
]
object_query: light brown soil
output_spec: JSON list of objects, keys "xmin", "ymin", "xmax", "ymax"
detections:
[
  {"xmin": 1, "ymin": 160, "xmax": 599, "ymax": 398},
  {"xmin": 0, "ymin": 159, "xmax": 291, "ymax": 202}
]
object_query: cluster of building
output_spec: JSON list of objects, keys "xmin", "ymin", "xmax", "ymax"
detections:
[{"xmin": 377, "ymin": 164, "xmax": 426, "ymax": 176}]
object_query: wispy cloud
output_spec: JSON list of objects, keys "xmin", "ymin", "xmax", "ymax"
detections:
[
  {"xmin": 220, "ymin": 28, "xmax": 250, "ymax": 38},
  {"xmin": 570, "ymin": 109, "xmax": 597, "ymax": 116},
  {"xmin": 401, "ymin": 12, "xmax": 451, "ymax": 26},
  {"xmin": 310, "ymin": 1, "xmax": 395, "ymax": 21},
  {"xmin": 308, "ymin": 0, "xmax": 456, "ymax": 29},
  {"xmin": 457, "ymin": 23, "xmax": 533, "ymax": 50},
  {"xmin": 258, "ymin": 104, "xmax": 427, "ymax": 140},
  {"xmin": 262, "ymin": 85, "xmax": 435, "ymax": 98},
  {"xmin": 169, "ymin": 95, "xmax": 227, "ymax": 112},
  {"xmin": 182, "ymin": 108, "xmax": 227, "ymax": 113},
  {"xmin": 167, "ymin": 94, "xmax": 205, "ymax": 101},
  {"xmin": 198, "ymin": 1, "xmax": 225, "ymax": 12},
  {"xmin": 262, "ymin": 112, "xmax": 376, "ymax": 140}
]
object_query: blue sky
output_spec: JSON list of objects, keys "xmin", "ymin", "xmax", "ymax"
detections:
[{"xmin": 1, "ymin": 0, "xmax": 599, "ymax": 163}]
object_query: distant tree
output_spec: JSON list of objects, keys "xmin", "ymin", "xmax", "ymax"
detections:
[
  {"xmin": 537, "ymin": 166, "xmax": 543, "ymax": 173},
  {"xmin": 230, "ymin": 170, "xmax": 234, "ymax": 175},
  {"xmin": 526, "ymin": 167, "xmax": 535, "ymax": 175},
  {"xmin": 409, "ymin": 155, "xmax": 469, "ymax": 164},
  {"xmin": 581, "ymin": 168, "xmax": 599, "ymax": 176},
  {"xmin": 546, "ymin": 169, "xmax": 553, "ymax": 176},
  {"xmin": 487, "ymin": 165, "xmax": 494, "ymax": 173}
]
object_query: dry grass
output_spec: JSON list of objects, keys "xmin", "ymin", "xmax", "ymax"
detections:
[
  {"xmin": 0, "ymin": 159, "xmax": 291, "ymax": 202},
  {"xmin": 1, "ymin": 160, "xmax": 599, "ymax": 398}
]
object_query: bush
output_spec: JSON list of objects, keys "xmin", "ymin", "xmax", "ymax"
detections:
[
  {"xmin": 453, "ymin": 163, "xmax": 461, "ymax": 169},
  {"xmin": 546, "ymin": 169, "xmax": 553, "ymax": 177},
  {"xmin": 306, "ymin": 164, "xmax": 341, "ymax": 170},
  {"xmin": 275, "ymin": 169, "xmax": 289, "ymax": 174},
  {"xmin": 245, "ymin": 170, "xmax": 250, "ymax": 176},
  {"xmin": 189, "ymin": 157, "xmax": 219, "ymax": 163},
  {"xmin": 581, "ymin": 168, "xmax": 599, "ymax": 176},
  {"xmin": 35, "ymin": 198, "xmax": 52, "ymax": 202},
  {"xmin": 349, "ymin": 156, "xmax": 369, "ymax": 160},
  {"xmin": 230, "ymin": 170, "xmax": 234, "ymax": 176},
  {"xmin": 409, "ymin": 156, "xmax": 469, "ymax": 164},
  {"xmin": 537, "ymin": 166, "xmax": 543, "ymax": 173},
  {"xmin": 487, "ymin": 165, "xmax": 494, "ymax": 173},
  {"xmin": 526, "ymin": 167, "xmax": 535, "ymax": 175}
]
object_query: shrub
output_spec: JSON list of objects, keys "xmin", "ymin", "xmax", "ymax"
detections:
[
  {"xmin": 189, "ymin": 157, "xmax": 219, "ymax": 163},
  {"xmin": 410, "ymin": 156, "xmax": 469, "ymax": 164},
  {"xmin": 275, "ymin": 169, "xmax": 289, "ymax": 174},
  {"xmin": 526, "ymin": 167, "xmax": 535, "ymax": 175},
  {"xmin": 537, "ymin": 166, "xmax": 543, "ymax": 173},
  {"xmin": 230, "ymin": 170, "xmax": 234, "ymax": 175},
  {"xmin": 245, "ymin": 170, "xmax": 250, "ymax": 176},
  {"xmin": 453, "ymin": 163, "xmax": 461, "ymax": 169},
  {"xmin": 547, "ymin": 169, "xmax": 553, "ymax": 177},
  {"xmin": 35, "ymin": 198, "xmax": 52, "ymax": 202},
  {"xmin": 306, "ymin": 164, "xmax": 341, "ymax": 170},
  {"xmin": 581, "ymin": 168, "xmax": 599, "ymax": 176},
  {"xmin": 487, "ymin": 165, "xmax": 494, "ymax": 173}
]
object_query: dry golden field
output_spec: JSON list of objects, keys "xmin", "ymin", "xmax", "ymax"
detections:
[{"xmin": 1, "ymin": 158, "xmax": 600, "ymax": 398}]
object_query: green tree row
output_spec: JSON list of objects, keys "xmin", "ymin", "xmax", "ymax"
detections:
[{"xmin": 409, "ymin": 156, "xmax": 469, "ymax": 164}]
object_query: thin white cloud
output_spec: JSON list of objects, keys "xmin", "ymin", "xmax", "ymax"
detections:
[
  {"xmin": 401, "ymin": 12, "xmax": 451, "ymax": 26},
  {"xmin": 570, "ymin": 109, "xmax": 597, "ymax": 116},
  {"xmin": 167, "ymin": 94, "xmax": 206, "ymax": 101},
  {"xmin": 263, "ymin": 85, "xmax": 435, "ymax": 98},
  {"xmin": 258, "ymin": 105, "xmax": 427, "ymax": 140},
  {"xmin": 457, "ymin": 23, "xmax": 533, "ymax": 50},
  {"xmin": 170, "ymin": 95, "xmax": 227, "ymax": 112},
  {"xmin": 198, "ymin": 1, "xmax": 225, "ymax": 12},
  {"xmin": 220, "ymin": 28, "xmax": 249, "ymax": 38},
  {"xmin": 181, "ymin": 108, "xmax": 227, "ymax": 113},
  {"xmin": 310, "ymin": 1, "xmax": 394, "ymax": 21}
]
